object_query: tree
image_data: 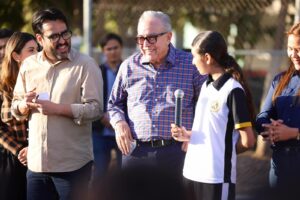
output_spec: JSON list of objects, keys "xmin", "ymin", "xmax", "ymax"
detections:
[{"xmin": 0, "ymin": 0, "xmax": 82, "ymax": 34}]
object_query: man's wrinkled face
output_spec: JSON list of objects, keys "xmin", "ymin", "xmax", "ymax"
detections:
[{"xmin": 137, "ymin": 17, "xmax": 172, "ymax": 65}]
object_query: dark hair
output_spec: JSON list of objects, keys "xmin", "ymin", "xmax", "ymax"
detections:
[
  {"xmin": 99, "ymin": 33, "xmax": 123, "ymax": 49},
  {"xmin": 272, "ymin": 22, "xmax": 300, "ymax": 103},
  {"xmin": 192, "ymin": 31, "xmax": 255, "ymax": 120},
  {"xmin": 0, "ymin": 28, "xmax": 14, "ymax": 39},
  {"xmin": 0, "ymin": 32, "xmax": 37, "ymax": 100},
  {"xmin": 32, "ymin": 8, "xmax": 69, "ymax": 34}
]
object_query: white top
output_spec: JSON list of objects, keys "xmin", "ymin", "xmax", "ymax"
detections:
[{"xmin": 183, "ymin": 73, "xmax": 252, "ymax": 184}]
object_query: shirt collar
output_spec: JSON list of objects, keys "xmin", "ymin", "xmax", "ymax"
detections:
[
  {"xmin": 141, "ymin": 43, "xmax": 176, "ymax": 67},
  {"xmin": 206, "ymin": 72, "xmax": 231, "ymax": 90},
  {"xmin": 38, "ymin": 48, "xmax": 75, "ymax": 66},
  {"xmin": 103, "ymin": 61, "xmax": 122, "ymax": 74},
  {"xmin": 293, "ymin": 70, "xmax": 300, "ymax": 77}
]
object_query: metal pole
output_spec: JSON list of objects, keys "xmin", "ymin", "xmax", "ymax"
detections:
[
  {"xmin": 295, "ymin": 0, "xmax": 300, "ymax": 23},
  {"xmin": 83, "ymin": 0, "xmax": 92, "ymax": 56}
]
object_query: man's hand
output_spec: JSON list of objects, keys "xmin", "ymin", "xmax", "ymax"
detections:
[
  {"xmin": 27, "ymin": 100, "xmax": 58, "ymax": 115},
  {"xmin": 18, "ymin": 147, "xmax": 27, "ymax": 166},
  {"xmin": 18, "ymin": 89, "xmax": 37, "ymax": 114},
  {"xmin": 114, "ymin": 120, "xmax": 133, "ymax": 155}
]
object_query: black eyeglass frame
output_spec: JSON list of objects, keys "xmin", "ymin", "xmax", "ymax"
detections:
[
  {"xmin": 43, "ymin": 30, "xmax": 72, "ymax": 43},
  {"xmin": 135, "ymin": 32, "xmax": 168, "ymax": 45}
]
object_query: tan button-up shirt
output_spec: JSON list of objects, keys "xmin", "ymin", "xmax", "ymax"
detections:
[{"xmin": 12, "ymin": 48, "xmax": 103, "ymax": 172}]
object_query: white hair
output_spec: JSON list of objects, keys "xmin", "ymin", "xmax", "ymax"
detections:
[{"xmin": 138, "ymin": 10, "xmax": 172, "ymax": 33}]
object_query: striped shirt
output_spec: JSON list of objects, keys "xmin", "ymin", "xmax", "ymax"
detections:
[
  {"xmin": 0, "ymin": 94, "xmax": 28, "ymax": 155},
  {"xmin": 108, "ymin": 44, "xmax": 207, "ymax": 141}
]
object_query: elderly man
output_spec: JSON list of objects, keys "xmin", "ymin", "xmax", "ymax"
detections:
[
  {"xmin": 107, "ymin": 10, "xmax": 206, "ymax": 177},
  {"xmin": 11, "ymin": 8, "xmax": 103, "ymax": 200}
]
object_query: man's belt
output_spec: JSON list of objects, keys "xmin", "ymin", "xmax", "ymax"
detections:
[{"xmin": 136, "ymin": 139, "xmax": 178, "ymax": 148}]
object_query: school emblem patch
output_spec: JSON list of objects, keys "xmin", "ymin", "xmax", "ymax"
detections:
[{"xmin": 210, "ymin": 100, "xmax": 220, "ymax": 112}]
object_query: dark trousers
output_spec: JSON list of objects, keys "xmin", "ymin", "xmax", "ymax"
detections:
[
  {"xmin": 0, "ymin": 147, "xmax": 27, "ymax": 200},
  {"xmin": 92, "ymin": 133, "xmax": 122, "ymax": 178},
  {"xmin": 27, "ymin": 161, "xmax": 93, "ymax": 200},
  {"xmin": 184, "ymin": 178, "xmax": 235, "ymax": 200},
  {"xmin": 269, "ymin": 147, "xmax": 300, "ymax": 200},
  {"xmin": 122, "ymin": 142, "xmax": 185, "ymax": 178}
]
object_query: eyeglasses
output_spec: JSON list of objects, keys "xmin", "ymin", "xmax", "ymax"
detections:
[
  {"xmin": 43, "ymin": 30, "xmax": 72, "ymax": 43},
  {"xmin": 135, "ymin": 32, "xmax": 167, "ymax": 45}
]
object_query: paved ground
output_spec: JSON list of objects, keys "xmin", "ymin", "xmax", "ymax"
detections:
[
  {"xmin": 236, "ymin": 151, "xmax": 273, "ymax": 200},
  {"xmin": 109, "ymin": 149, "xmax": 274, "ymax": 199}
]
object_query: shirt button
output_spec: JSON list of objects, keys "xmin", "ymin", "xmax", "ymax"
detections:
[
  {"xmin": 153, "ymin": 125, "xmax": 156, "ymax": 128},
  {"xmin": 156, "ymin": 85, "xmax": 159, "ymax": 88},
  {"xmin": 155, "ymin": 99, "xmax": 158, "ymax": 101}
]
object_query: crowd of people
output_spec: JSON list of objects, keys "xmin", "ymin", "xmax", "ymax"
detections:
[{"xmin": 0, "ymin": 7, "xmax": 299, "ymax": 200}]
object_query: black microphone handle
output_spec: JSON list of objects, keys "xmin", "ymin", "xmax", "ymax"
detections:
[{"xmin": 175, "ymin": 97, "xmax": 182, "ymax": 127}]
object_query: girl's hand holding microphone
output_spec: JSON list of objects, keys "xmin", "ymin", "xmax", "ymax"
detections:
[{"xmin": 171, "ymin": 123, "xmax": 191, "ymax": 142}]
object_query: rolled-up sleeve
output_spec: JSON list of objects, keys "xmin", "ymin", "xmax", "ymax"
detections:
[{"xmin": 71, "ymin": 59, "xmax": 104, "ymax": 125}]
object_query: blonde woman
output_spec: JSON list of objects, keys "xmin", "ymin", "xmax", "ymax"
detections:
[{"xmin": 0, "ymin": 31, "xmax": 38, "ymax": 200}]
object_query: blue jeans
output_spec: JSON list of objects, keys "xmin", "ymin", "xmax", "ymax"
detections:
[
  {"xmin": 122, "ymin": 142, "xmax": 185, "ymax": 178},
  {"xmin": 269, "ymin": 147, "xmax": 300, "ymax": 199},
  {"xmin": 92, "ymin": 133, "xmax": 122, "ymax": 178},
  {"xmin": 27, "ymin": 161, "xmax": 93, "ymax": 200}
]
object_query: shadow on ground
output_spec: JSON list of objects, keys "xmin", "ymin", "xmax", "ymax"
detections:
[{"xmin": 236, "ymin": 151, "xmax": 275, "ymax": 200}]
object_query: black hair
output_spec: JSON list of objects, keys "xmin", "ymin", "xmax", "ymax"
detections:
[
  {"xmin": 0, "ymin": 28, "xmax": 14, "ymax": 39},
  {"xmin": 192, "ymin": 31, "xmax": 255, "ymax": 120},
  {"xmin": 32, "ymin": 8, "xmax": 69, "ymax": 34},
  {"xmin": 99, "ymin": 33, "xmax": 123, "ymax": 49}
]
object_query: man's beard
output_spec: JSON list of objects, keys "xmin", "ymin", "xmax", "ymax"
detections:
[{"xmin": 52, "ymin": 41, "xmax": 70, "ymax": 60}]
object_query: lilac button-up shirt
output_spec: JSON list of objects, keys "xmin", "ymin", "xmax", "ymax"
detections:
[{"xmin": 108, "ymin": 44, "xmax": 206, "ymax": 141}]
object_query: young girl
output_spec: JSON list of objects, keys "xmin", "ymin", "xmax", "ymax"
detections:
[{"xmin": 171, "ymin": 31, "xmax": 256, "ymax": 200}]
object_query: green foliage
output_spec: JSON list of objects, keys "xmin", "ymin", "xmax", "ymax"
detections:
[
  {"xmin": 0, "ymin": 0, "xmax": 80, "ymax": 33},
  {"xmin": 0, "ymin": 0, "xmax": 24, "ymax": 30}
]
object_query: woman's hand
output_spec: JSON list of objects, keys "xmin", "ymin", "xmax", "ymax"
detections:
[{"xmin": 262, "ymin": 119, "xmax": 298, "ymax": 143}]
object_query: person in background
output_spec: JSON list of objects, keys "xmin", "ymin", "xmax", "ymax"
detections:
[
  {"xmin": 0, "ymin": 31, "xmax": 39, "ymax": 200},
  {"xmin": 256, "ymin": 22, "xmax": 300, "ymax": 200},
  {"xmin": 107, "ymin": 10, "xmax": 206, "ymax": 178},
  {"xmin": 11, "ymin": 8, "xmax": 103, "ymax": 200},
  {"xmin": 0, "ymin": 28, "xmax": 14, "ymax": 68},
  {"xmin": 92, "ymin": 33, "xmax": 123, "ymax": 179},
  {"xmin": 171, "ymin": 31, "xmax": 255, "ymax": 200}
]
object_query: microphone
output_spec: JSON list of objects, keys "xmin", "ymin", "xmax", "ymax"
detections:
[{"xmin": 174, "ymin": 89, "xmax": 184, "ymax": 127}]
